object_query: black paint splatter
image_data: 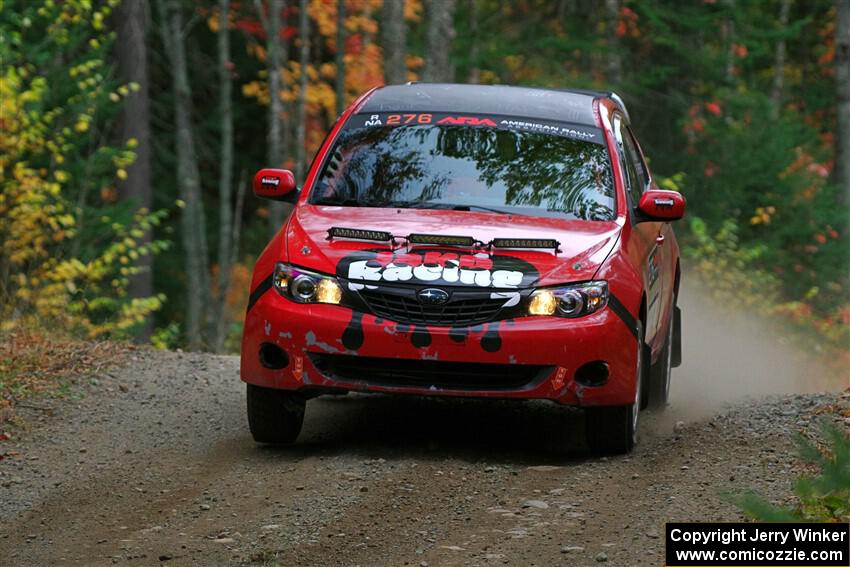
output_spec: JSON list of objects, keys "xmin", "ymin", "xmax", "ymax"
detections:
[
  {"xmin": 449, "ymin": 327, "xmax": 468, "ymax": 343},
  {"xmin": 411, "ymin": 325, "xmax": 432, "ymax": 348},
  {"xmin": 480, "ymin": 323, "xmax": 502, "ymax": 352},
  {"xmin": 341, "ymin": 312, "xmax": 365, "ymax": 350}
]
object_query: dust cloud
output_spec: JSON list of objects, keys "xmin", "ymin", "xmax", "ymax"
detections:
[{"xmin": 661, "ymin": 279, "xmax": 847, "ymax": 426}]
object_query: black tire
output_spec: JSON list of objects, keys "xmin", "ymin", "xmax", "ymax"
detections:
[
  {"xmin": 585, "ymin": 321, "xmax": 644, "ymax": 454},
  {"xmin": 585, "ymin": 405, "xmax": 636, "ymax": 455},
  {"xmin": 648, "ymin": 314, "xmax": 674, "ymax": 410},
  {"xmin": 246, "ymin": 384, "xmax": 305, "ymax": 444}
]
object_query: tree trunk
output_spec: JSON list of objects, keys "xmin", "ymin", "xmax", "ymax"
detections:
[
  {"xmin": 381, "ymin": 0, "xmax": 407, "ymax": 84},
  {"xmin": 835, "ymin": 0, "xmax": 850, "ymax": 208},
  {"xmin": 605, "ymin": 0, "xmax": 622, "ymax": 85},
  {"xmin": 467, "ymin": 0, "xmax": 480, "ymax": 83},
  {"xmin": 296, "ymin": 0, "xmax": 310, "ymax": 184},
  {"xmin": 770, "ymin": 0, "xmax": 792, "ymax": 118},
  {"xmin": 157, "ymin": 0, "xmax": 210, "ymax": 351},
  {"xmin": 259, "ymin": 0, "xmax": 290, "ymax": 236},
  {"xmin": 424, "ymin": 0, "xmax": 456, "ymax": 82},
  {"xmin": 722, "ymin": 0, "xmax": 737, "ymax": 83},
  {"xmin": 214, "ymin": 0, "xmax": 234, "ymax": 353},
  {"xmin": 335, "ymin": 0, "xmax": 346, "ymax": 116},
  {"xmin": 115, "ymin": 0, "xmax": 153, "ymax": 340}
]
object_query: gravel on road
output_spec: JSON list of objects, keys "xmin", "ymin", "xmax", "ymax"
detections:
[{"xmin": 1, "ymin": 285, "xmax": 846, "ymax": 566}]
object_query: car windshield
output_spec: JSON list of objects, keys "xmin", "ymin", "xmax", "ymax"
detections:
[{"xmin": 310, "ymin": 124, "xmax": 616, "ymax": 221}]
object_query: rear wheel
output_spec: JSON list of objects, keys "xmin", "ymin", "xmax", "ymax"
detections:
[
  {"xmin": 648, "ymin": 314, "xmax": 674, "ymax": 410},
  {"xmin": 585, "ymin": 320, "xmax": 644, "ymax": 454},
  {"xmin": 246, "ymin": 384, "xmax": 305, "ymax": 444}
]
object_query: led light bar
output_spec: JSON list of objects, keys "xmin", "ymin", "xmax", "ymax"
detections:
[
  {"xmin": 491, "ymin": 238, "xmax": 561, "ymax": 250},
  {"xmin": 327, "ymin": 227, "xmax": 393, "ymax": 242},
  {"xmin": 407, "ymin": 233, "xmax": 477, "ymax": 246}
]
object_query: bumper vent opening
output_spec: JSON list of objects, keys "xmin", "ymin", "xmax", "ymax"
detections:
[
  {"xmin": 308, "ymin": 353, "xmax": 552, "ymax": 391},
  {"xmin": 574, "ymin": 361, "xmax": 609, "ymax": 387},
  {"xmin": 259, "ymin": 343, "xmax": 289, "ymax": 370}
]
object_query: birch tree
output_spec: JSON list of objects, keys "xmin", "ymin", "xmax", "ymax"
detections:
[
  {"xmin": 213, "ymin": 0, "xmax": 236, "ymax": 352},
  {"xmin": 467, "ymin": 0, "xmax": 480, "ymax": 83},
  {"xmin": 157, "ymin": 0, "xmax": 210, "ymax": 350},
  {"xmin": 115, "ymin": 0, "xmax": 153, "ymax": 338},
  {"xmin": 381, "ymin": 0, "xmax": 407, "ymax": 84},
  {"xmin": 835, "ymin": 0, "xmax": 850, "ymax": 208},
  {"xmin": 254, "ymin": 0, "xmax": 290, "ymax": 235},
  {"xmin": 605, "ymin": 0, "xmax": 622, "ymax": 85},
  {"xmin": 770, "ymin": 0, "xmax": 792, "ymax": 118},
  {"xmin": 424, "ymin": 0, "xmax": 455, "ymax": 82},
  {"xmin": 295, "ymin": 0, "xmax": 309, "ymax": 184},
  {"xmin": 335, "ymin": 0, "xmax": 346, "ymax": 116}
]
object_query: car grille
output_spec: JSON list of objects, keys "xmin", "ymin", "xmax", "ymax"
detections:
[
  {"xmin": 308, "ymin": 353, "xmax": 552, "ymax": 391},
  {"xmin": 359, "ymin": 289, "xmax": 506, "ymax": 327}
]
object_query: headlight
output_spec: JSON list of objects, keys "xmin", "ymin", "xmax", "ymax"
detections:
[
  {"xmin": 273, "ymin": 262, "xmax": 343, "ymax": 305},
  {"xmin": 528, "ymin": 281, "xmax": 608, "ymax": 318}
]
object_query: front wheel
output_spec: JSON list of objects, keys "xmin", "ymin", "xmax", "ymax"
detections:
[
  {"xmin": 246, "ymin": 384, "xmax": 306, "ymax": 444},
  {"xmin": 585, "ymin": 320, "xmax": 645, "ymax": 454}
]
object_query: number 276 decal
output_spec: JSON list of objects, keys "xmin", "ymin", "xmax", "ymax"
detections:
[{"xmin": 386, "ymin": 113, "xmax": 433, "ymax": 124}]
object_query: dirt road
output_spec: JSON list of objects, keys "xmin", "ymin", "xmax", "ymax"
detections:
[{"xmin": 1, "ymin": 284, "xmax": 846, "ymax": 566}]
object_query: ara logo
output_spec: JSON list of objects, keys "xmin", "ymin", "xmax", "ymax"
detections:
[
  {"xmin": 417, "ymin": 288, "xmax": 450, "ymax": 305},
  {"xmin": 437, "ymin": 116, "xmax": 498, "ymax": 127}
]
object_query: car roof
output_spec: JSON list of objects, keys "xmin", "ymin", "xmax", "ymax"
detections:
[{"xmin": 359, "ymin": 83, "xmax": 625, "ymax": 127}]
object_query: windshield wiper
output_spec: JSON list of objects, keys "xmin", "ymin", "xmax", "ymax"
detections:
[
  {"xmin": 313, "ymin": 198, "xmax": 366, "ymax": 206},
  {"xmin": 385, "ymin": 201, "xmax": 512, "ymax": 215},
  {"xmin": 444, "ymin": 203, "xmax": 512, "ymax": 215}
]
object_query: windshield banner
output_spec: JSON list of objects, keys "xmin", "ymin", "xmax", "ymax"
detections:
[{"xmin": 347, "ymin": 112, "xmax": 604, "ymax": 144}]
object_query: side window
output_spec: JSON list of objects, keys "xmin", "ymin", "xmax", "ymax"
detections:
[
  {"xmin": 626, "ymin": 127, "xmax": 649, "ymax": 191},
  {"xmin": 621, "ymin": 127, "xmax": 645, "ymax": 206},
  {"xmin": 616, "ymin": 121, "xmax": 640, "ymax": 206}
]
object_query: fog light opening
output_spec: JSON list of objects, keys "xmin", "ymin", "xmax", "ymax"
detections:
[
  {"xmin": 259, "ymin": 343, "xmax": 289, "ymax": 370},
  {"xmin": 574, "ymin": 361, "xmax": 609, "ymax": 387}
]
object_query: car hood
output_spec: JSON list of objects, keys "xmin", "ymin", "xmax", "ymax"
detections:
[{"xmin": 284, "ymin": 205, "xmax": 622, "ymax": 289}]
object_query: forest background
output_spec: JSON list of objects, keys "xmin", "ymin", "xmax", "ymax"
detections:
[{"xmin": 1, "ymin": 0, "xmax": 848, "ymax": 376}]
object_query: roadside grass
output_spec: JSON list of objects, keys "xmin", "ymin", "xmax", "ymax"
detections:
[{"xmin": 0, "ymin": 329, "xmax": 128, "ymax": 429}]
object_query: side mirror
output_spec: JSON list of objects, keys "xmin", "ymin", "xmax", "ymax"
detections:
[
  {"xmin": 637, "ymin": 190, "xmax": 686, "ymax": 222},
  {"xmin": 253, "ymin": 168, "xmax": 297, "ymax": 201}
]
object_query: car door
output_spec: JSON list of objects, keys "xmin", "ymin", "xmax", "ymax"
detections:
[
  {"xmin": 614, "ymin": 115, "xmax": 663, "ymax": 346},
  {"xmin": 627, "ymin": 126, "xmax": 676, "ymax": 342}
]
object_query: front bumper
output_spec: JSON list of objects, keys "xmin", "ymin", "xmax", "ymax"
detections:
[{"xmin": 240, "ymin": 289, "xmax": 639, "ymax": 406}]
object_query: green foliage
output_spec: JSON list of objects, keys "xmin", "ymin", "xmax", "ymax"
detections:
[
  {"xmin": 685, "ymin": 215, "xmax": 850, "ymax": 363},
  {"xmin": 680, "ymin": 89, "xmax": 849, "ymax": 312},
  {"xmin": 150, "ymin": 322, "xmax": 181, "ymax": 351},
  {"xmin": 737, "ymin": 419, "xmax": 850, "ymax": 522},
  {"xmin": 3, "ymin": 0, "xmax": 847, "ymax": 355},
  {"xmin": 686, "ymin": 215, "xmax": 781, "ymax": 308},
  {"xmin": 450, "ymin": 1, "xmax": 848, "ymax": 354},
  {"xmin": 0, "ymin": 0, "xmax": 171, "ymax": 338}
]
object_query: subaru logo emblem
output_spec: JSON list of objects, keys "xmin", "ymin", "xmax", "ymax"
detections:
[{"xmin": 417, "ymin": 288, "xmax": 450, "ymax": 305}]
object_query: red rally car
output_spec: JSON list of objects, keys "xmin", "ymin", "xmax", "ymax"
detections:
[{"xmin": 241, "ymin": 83, "xmax": 685, "ymax": 454}]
